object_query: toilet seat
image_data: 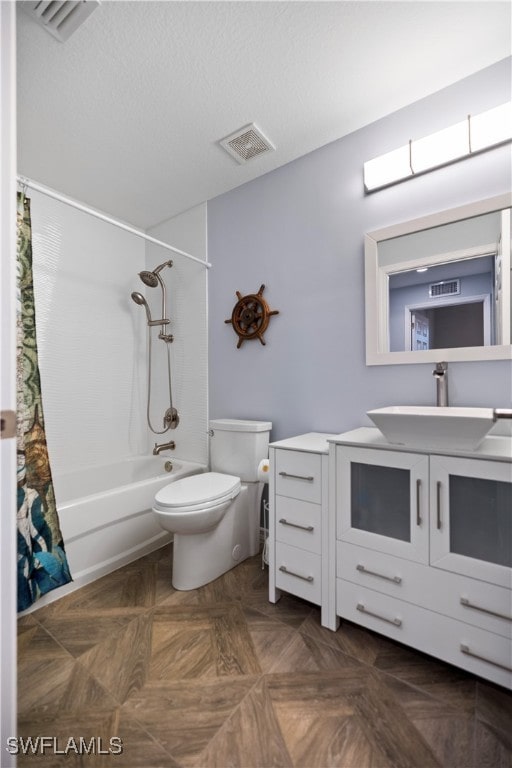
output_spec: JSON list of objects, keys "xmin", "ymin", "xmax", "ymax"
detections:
[{"xmin": 154, "ymin": 472, "xmax": 241, "ymax": 513}]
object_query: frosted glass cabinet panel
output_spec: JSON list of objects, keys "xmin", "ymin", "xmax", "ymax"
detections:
[
  {"xmin": 337, "ymin": 447, "xmax": 429, "ymax": 563},
  {"xmin": 351, "ymin": 463, "xmax": 411, "ymax": 542},
  {"xmin": 430, "ymin": 455, "xmax": 512, "ymax": 588}
]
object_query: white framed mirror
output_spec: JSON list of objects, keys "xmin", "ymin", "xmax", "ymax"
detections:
[{"xmin": 365, "ymin": 193, "xmax": 512, "ymax": 365}]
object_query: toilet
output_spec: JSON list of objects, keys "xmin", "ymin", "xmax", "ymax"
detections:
[{"xmin": 152, "ymin": 418, "xmax": 272, "ymax": 590}]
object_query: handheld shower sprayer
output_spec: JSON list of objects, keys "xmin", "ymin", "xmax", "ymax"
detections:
[{"xmin": 130, "ymin": 291, "xmax": 169, "ymax": 327}]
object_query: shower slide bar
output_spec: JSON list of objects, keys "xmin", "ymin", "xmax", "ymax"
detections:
[{"xmin": 16, "ymin": 176, "xmax": 212, "ymax": 269}]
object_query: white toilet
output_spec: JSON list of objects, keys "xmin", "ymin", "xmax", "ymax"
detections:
[{"xmin": 152, "ymin": 418, "xmax": 272, "ymax": 590}]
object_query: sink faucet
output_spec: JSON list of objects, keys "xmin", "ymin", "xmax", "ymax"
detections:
[
  {"xmin": 153, "ymin": 440, "xmax": 176, "ymax": 455},
  {"xmin": 433, "ymin": 362, "xmax": 448, "ymax": 407}
]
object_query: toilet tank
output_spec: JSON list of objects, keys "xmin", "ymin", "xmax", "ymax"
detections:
[{"xmin": 209, "ymin": 419, "xmax": 272, "ymax": 482}]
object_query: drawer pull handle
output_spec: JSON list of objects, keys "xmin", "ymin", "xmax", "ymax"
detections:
[
  {"xmin": 279, "ymin": 472, "xmax": 314, "ymax": 481},
  {"xmin": 356, "ymin": 564, "xmax": 402, "ymax": 584},
  {"xmin": 460, "ymin": 597, "xmax": 512, "ymax": 622},
  {"xmin": 279, "ymin": 565, "xmax": 314, "ymax": 583},
  {"xmin": 279, "ymin": 518, "xmax": 314, "ymax": 532},
  {"xmin": 356, "ymin": 602, "xmax": 402, "ymax": 627},
  {"xmin": 436, "ymin": 481, "xmax": 442, "ymax": 530},
  {"xmin": 460, "ymin": 643, "xmax": 512, "ymax": 673},
  {"xmin": 416, "ymin": 479, "xmax": 422, "ymax": 526}
]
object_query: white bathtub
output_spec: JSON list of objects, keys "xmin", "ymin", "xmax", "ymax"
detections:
[{"xmin": 33, "ymin": 456, "xmax": 206, "ymax": 607}]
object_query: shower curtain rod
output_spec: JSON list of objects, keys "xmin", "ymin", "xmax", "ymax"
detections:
[{"xmin": 17, "ymin": 176, "xmax": 212, "ymax": 269}]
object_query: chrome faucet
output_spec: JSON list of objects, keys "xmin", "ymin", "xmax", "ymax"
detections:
[
  {"xmin": 153, "ymin": 440, "xmax": 176, "ymax": 455},
  {"xmin": 433, "ymin": 362, "xmax": 448, "ymax": 407}
]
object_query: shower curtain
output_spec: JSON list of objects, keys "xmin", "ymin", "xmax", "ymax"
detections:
[{"xmin": 16, "ymin": 192, "xmax": 72, "ymax": 611}]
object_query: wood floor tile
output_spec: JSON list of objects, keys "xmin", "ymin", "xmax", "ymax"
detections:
[
  {"xmin": 300, "ymin": 614, "xmax": 385, "ymax": 666},
  {"xmin": 413, "ymin": 715, "xmax": 476, "ymax": 768},
  {"xmin": 79, "ymin": 614, "xmax": 153, "ymax": 704},
  {"xmin": 197, "ymin": 677, "xmax": 292, "ymax": 768},
  {"xmin": 17, "ymin": 708, "xmax": 121, "ymax": 767},
  {"xmin": 474, "ymin": 719, "xmax": 512, "ymax": 768},
  {"xmin": 240, "ymin": 605, "xmax": 298, "ymax": 673},
  {"xmin": 373, "ymin": 641, "xmax": 477, "ymax": 713},
  {"xmin": 354, "ymin": 671, "xmax": 441, "ymax": 768},
  {"xmin": 17, "ymin": 544, "xmax": 512, "ymax": 768},
  {"xmin": 271, "ymin": 628, "xmax": 364, "ymax": 674},
  {"xmin": 120, "ymin": 677, "xmax": 258, "ymax": 766},
  {"xmin": 476, "ymin": 679, "xmax": 512, "ymax": 743}
]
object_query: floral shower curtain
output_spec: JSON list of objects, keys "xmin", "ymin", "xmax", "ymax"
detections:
[{"xmin": 16, "ymin": 193, "xmax": 72, "ymax": 611}]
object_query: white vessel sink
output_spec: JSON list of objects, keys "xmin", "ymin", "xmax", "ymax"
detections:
[{"xmin": 367, "ymin": 405, "xmax": 497, "ymax": 451}]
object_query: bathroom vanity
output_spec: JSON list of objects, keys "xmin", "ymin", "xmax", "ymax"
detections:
[
  {"xmin": 330, "ymin": 427, "xmax": 512, "ymax": 689},
  {"xmin": 268, "ymin": 433, "xmax": 339, "ymax": 631},
  {"xmin": 268, "ymin": 427, "xmax": 512, "ymax": 688}
]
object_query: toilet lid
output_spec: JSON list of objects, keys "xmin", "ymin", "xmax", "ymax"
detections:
[{"xmin": 155, "ymin": 472, "xmax": 241, "ymax": 509}]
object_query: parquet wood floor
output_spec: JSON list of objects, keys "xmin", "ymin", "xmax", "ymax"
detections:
[{"xmin": 17, "ymin": 545, "xmax": 512, "ymax": 767}]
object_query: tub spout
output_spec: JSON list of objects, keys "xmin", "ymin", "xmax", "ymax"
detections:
[{"xmin": 153, "ymin": 440, "xmax": 176, "ymax": 455}]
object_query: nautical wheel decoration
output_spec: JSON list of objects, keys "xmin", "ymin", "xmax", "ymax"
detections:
[{"xmin": 225, "ymin": 284, "xmax": 279, "ymax": 348}]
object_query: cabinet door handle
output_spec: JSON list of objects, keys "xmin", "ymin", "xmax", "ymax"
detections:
[
  {"xmin": 416, "ymin": 479, "xmax": 422, "ymax": 526},
  {"xmin": 460, "ymin": 643, "xmax": 512, "ymax": 673},
  {"xmin": 357, "ymin": 602, "xmax": 402, "ymax": 627},
  {"xmin": 279, "ymin": 565, "xmax": 314, "ymax": 582},
  {"xmin": 356, "ymin": 564, "xmax": 402, "ymax": 584},
  {"xmin": 460, "ymin": 597, "xmax": 512, "ymax": 622},
  {"xmin": 436, "ymin": 481, "xmax": 442, "ymax": 530},
  {"xmin": 279, "ymin": 518, "xmax": 314, "ymax": 532},
  {"xmin": 279, "ymin": 471, "xmax": 314, "ymax": 481}
]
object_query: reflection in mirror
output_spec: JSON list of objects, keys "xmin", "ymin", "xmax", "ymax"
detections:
[{"xmin": 365, "ymin": 194, "xmax": 512, "ymax": 365}]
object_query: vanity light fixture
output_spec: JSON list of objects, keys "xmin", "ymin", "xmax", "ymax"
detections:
[{"xmin": 363, "ymin": 102, "xmax": 512, "ymax": 192}]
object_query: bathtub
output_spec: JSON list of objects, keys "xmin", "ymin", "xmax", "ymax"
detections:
[{"xmin": 42, "ymin": 456, "xmax": 206, "ymax": 604}]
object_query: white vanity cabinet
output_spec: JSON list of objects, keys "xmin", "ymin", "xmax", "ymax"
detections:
[
  {"xmin": 331, "ymin": 428, "xmax": 512, "ymax": 689},
  {"xmin": 268, "ymin": 433, "xmax": 339, "ymax": 631}
]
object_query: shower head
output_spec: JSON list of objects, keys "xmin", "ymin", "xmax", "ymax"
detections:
[
  {"xmin": 139, "ymin": 271, "xmax": 159, "ymax": 288},
  {"xmin": 131, "ymin": 291, "xmax": 153, "ymax": 324},
  {"xmin": 139, "ymin": 260, "xmax": 173, "ymax": 288}
]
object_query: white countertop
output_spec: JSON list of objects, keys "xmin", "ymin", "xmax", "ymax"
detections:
[
  {"xmin": 269, "ymin": 432, "xmax": 340, "ymax": 455},
  {"xmin": 328, "ymin": 427, "xmax": 512, "ymax": 463}
]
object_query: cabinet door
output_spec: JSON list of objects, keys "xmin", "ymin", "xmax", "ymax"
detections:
[
  {"xmin": 336, "ymin": 446, "xmax": 429, "ymax": 563},
  {"xmin": 430, "ymin": 455, "xmax": 512, "ymax": 588}
]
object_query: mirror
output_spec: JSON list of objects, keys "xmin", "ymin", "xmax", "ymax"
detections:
[{"xmin": 365, "ymin": 193, "xmax": 512, "ymax": 365}]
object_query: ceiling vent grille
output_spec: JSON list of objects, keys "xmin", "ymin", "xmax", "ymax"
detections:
[
  {"xmin": 219, "ymin": 123, "xmax": 275, "ymax": 164},
  {"xmin": 22, "ymin": 1, "xmax": 100, "ymax": 42},
  {"xmin": 429, "ymin": 279, "xmax": 461, "ymax": 298}
]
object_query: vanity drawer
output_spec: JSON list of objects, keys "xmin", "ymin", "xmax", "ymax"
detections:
[
  {"xmin": 336, "ymin": 579, "xmax": 512, "ymax": 689},
  {"xmin": 275, "ymin": 542, "xmax": 321, "ymax": 604},
  {"xmin": 275, "ymin": 450, "xmax": 322, "ymax": 503},
  {"xmin": 275, "ymin": 496, "xmax": 321, "ymax": 554},
  {"xmin": 337, "ymin": 542, "xmax": 512, "ymax": 639}
]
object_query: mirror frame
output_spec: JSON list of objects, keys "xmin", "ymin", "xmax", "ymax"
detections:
[{"xmin": 365, "ymin": 193, "xmax": 512, "ymax": 365}]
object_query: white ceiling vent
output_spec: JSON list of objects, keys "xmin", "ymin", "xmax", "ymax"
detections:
[
  {"xmin": 219, "ymin": 123, "xmax": 275, "ymax": 164},
  {"xmin": 22, "ymin": 1, "xmax": 100, "ymax": 42}
]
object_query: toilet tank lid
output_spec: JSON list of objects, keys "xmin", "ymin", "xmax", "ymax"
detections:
[
  {"xmin": 209, "ymin": 418, "xmax": 272, "ymax": 432},
  {"xmin": 155, "ymin": 472, "xmax": 241, "ymax": 508}
]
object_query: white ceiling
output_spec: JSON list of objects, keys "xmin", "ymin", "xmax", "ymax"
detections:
[{"xmin": 17, "ymin": 1, "xmax": 511, "ymax": 230}]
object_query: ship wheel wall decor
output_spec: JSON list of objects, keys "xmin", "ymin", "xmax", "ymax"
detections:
[{"xmin": 225, "ymin": 284, "xmax": 279, "ymax": 348}]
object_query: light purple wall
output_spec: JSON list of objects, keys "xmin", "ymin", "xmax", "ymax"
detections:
[{"xmin": 208, "ymin": 59, "xmax": 512, "ymax": 441}]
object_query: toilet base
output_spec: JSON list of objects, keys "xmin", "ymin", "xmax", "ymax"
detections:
[{"xmin": 171, "ymin": 484, "xmax": 261, "ymax": 590}]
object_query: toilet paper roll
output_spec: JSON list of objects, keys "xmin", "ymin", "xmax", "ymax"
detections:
[{"xmin": 257, "ymin": 459, "xmax": 270, "ymax": 483}]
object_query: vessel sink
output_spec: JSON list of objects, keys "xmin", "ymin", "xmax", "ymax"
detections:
[{"xmin": 367, "ymin": 405, "xmax": 497, "ymax": 451}]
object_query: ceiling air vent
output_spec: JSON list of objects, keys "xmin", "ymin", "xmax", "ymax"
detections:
[
  {"xmin": 219, "ymin": 123, "xmax": 275, "ymax": 164},
  {"xmin": 429, "ymin": 279, "xmax": 461, "ymax": 298},
  {"xmin": 22, "ymin": 1, "xmax": 100, "ymax": 42}
]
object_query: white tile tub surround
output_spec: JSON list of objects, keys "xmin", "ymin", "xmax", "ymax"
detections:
[
  {"xmin": 30, "ymin": 189, "xmax": 148, "ymax": 474},
  {"xmin": 146, "ymin": 203, "xmax": 209, "ymax": 466}
]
